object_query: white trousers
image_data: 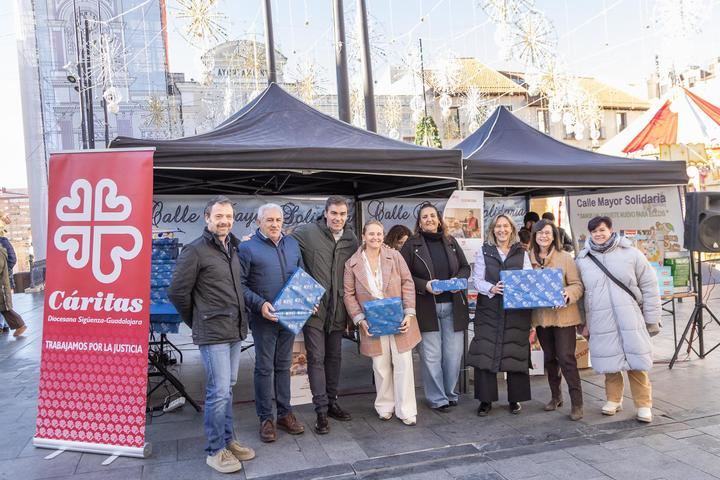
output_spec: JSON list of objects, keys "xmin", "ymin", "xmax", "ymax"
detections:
[{"xmin": 371, "ymin": 335, "xmax": 417, "ymax": 421}]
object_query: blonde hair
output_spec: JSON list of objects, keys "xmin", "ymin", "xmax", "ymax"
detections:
[
  {"xmin": 361, "ymin": 220, "xmax": 384, "ymax": 250},
  {"xmin": 486, "ymin": 214, "xmax": 519, "ymax": 246}
]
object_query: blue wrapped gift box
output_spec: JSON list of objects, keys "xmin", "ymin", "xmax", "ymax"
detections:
[
  {"xmin": 363, "ymin": 297, "xmax": 403, "ymax": 336},
  {"xmin": 432, "ymin": 277, "xmax": 468, "ymax": 292},
  {"xmin": 500, "ymin": 269, "xmax": 565, "ymax": 309},
  {"xmin": 272, "ymin": 267, "xmax": 326, "ymax": 335}
]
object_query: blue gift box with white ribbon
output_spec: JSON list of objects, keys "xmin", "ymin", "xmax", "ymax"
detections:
[
  {"xmin": 272, "ymin": 267, "xmax": 326, "ymax": 335},
  {"xmin": 500, "ymin": 269, "xmax": 565, "ymax": 309},
  {"xmin": 363, "ymin": 297, "xmax": 403, "ymax": 336},
  {"xmin": 431, "ymin": 277, "xmax": 468, "ymax": 292}
]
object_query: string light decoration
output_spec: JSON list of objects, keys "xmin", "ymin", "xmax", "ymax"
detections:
[
  {"xmin": 175, "ymin": 0, "xmax": 228, "ymax": 45},
  {"xmin": 462, "ymin": 87, "xmax": 493, "ymax": 132},
  {"xmin": 480, "ymin": 0, "xmax": 534, "ymax": 24},
  {"xmin": 382, "ymin": 96, "xmax": 403, "ymax": 139},
  {"xmin": 144, "ymin": 96, "xmax": 168, "ymax": 129},
  {"xmin": 508, "ymin": 10, "xmax": 557, "ymax": 69},
  {"xmin": 429, "ymin": 52, "xmax": 462, "ymax": 118},
  {"xmin": 291, "ymin": 62, "xmax": 324, "ymax": 105},
  {"xmin": 653, "ymin": 0, "xmax": 711, "ymax": 74}
]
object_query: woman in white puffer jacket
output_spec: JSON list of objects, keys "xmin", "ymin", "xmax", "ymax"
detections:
[{"xmin": 575, "ymin": 216, "xmax": 661, "ymax": 423}]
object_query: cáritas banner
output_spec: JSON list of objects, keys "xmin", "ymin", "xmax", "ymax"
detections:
[{"xmin": 34, "ymin": 149, "xmax": 154, "ymax": 458}]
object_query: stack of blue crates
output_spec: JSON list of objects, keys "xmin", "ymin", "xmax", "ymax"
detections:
[{"xmin": 150, "ymin": 237, "xmax": 181, "ymax": 334}]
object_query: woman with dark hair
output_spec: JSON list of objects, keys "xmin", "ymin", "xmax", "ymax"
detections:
[
  {"xmin": 529, "ymin": 219, "xmax": 584, "ymax": 420},
  {"xmin": 468, "ymin": 214, "xmax": 532, "ymax": 416},
  {"xmin": 384, "ymin": 224, "xmax": 412, "ymax": 251},
  {"xmin": 576, "ymin": 216, "xmax": 660, "ymax": 423},
  {"xmin": 400, "ymin": 203, "xmax": 470, "ymax": 411}
]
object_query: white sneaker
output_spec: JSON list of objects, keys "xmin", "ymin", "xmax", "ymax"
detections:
[
  {"xmin": 636, "ymin": 407, "xmax": 653, "ymax": 423},
  {"xmin": 206, "ymin": 448, "xmax": 243, "ymax": 473},
  {"xmin": 601, "ymin": 401, "xmax": 623, "ymax": 416},
  {"xmin": 401, "ymin": 416, "xmax": 417, "ymax": 426}
]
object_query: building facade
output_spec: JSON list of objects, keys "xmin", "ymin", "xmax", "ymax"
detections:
[{"xmin": 15, "ymin": 0, "xmax": 173, "ymax": 270}]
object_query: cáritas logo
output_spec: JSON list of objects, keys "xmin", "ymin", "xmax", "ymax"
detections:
[{"xmin": 54, "ymin": 179, "xmax": 142, "ymax": 284}]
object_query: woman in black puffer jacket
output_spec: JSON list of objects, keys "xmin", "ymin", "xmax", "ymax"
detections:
[{"xmin": 467, "ymin": 214, "xmax": 532, "ymax": 417}]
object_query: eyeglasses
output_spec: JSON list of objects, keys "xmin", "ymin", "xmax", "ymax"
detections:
[{"xmin": 536, "ymin": 231, "xmax": 554, "ymax": 237}]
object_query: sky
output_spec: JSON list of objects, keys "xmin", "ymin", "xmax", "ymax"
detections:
[{"xmin": 2, "ymin": 0, "xmax": 720, "ymax": 189}]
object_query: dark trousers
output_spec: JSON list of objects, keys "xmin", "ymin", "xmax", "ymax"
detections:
[
  {"xmin": 474, "ymin": 368, "xmax": 531, "ymax": 403},
  {"xmin": 536, "ymin": 326, "xmax": 583, "ymax": 407},
  {"xmin": 1, "ymin": 309, "xmax": 25, "ymax": 330},
  {"xmin": 303, "ymin": 326, "xmax": 343, "ymax": 414},
  {"xmin": 251, "ymin": 317, "xmax": 295, "ymax": 421}
]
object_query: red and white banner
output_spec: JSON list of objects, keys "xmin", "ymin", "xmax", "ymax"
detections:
[{"xmin": 34, "ymin": 149, "xmax": 154, "ymax": 457}]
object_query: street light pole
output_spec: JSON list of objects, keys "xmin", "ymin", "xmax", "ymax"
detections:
[
  {"xmin": 262, "ymin": 0, "xmax": 277, "ymax": 84},
  {"xmin": 356, "ymin": 0, "xmax": 376, "ymax": 132},
  {"xmin": 332, "ymin": 0, "xmax": 350, "ymax": 123}
]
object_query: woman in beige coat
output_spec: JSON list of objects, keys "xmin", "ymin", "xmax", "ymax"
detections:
[
  {"xmin": 529, "ymin": 220, "xmax": 584, "ymax": 420},
  {"xmin": 344, "ymin": 220, "xmax": 421, "ymax": 425}
]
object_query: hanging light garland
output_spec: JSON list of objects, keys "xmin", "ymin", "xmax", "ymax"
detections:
[
  {"xmin": 462, "ymin": 87, "xmax": 493, "ymax": 132},
  {"xmin": 382, "ymin": 96, "xmax": 403, "ymax": 139},
  {"xmin": 175, "ymin": 0, "xmax": 228, "ymax": 46},
  {"xmin": 292, "ymin": 62, "xmax": 324, "ymax": 105}
]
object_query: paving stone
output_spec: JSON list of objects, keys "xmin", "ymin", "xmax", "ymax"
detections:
[
  {"xmin": 74, "ymin": 439, "xmax": 177, "ymax": 473},
  {"xmin": 680, "ymin": 432, "xmax": 720, "ymax": 453},
  {"xmin": 353, "ymin": 444, "xmax": 479, "ymax": 473},
  {"xmin": 251, "ymin": 463, "xmax": 353, "ymax": 480},
  {"xmin": 528, "ymin": 457, "xmax": 606, "ymax": 480},
  {"xmin": 664, "ymin": 428, "xmax": 704, "ymax": 439},
  {"xmin": 635, "ymin": 433, "xmax": 689, "ymax": 452},
  {"xmin": 38, "ymin": 466, "xmax": 143, "ymax": 480},
  {"xmin": 352, "ymin": 426, "xmax": 450, "ymax": 458},
  {"xmin": 0, "ymin": 450, "xmax": 83, "ymax": 480},
  {"xmin": 664, "ymin": 446, "xmax": 720, "ymax": 477},
  {"xmin": 141, "ymin": 457, "xmax": 247, "ymax": 480}
]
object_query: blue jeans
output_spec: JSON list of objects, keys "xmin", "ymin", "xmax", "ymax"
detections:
[
  {"xmin": 251, "ymin": 317, "xmax": 295, "ymax": 421},
  {"xmin": 199, "ymin": 341, "xmax": 243, "ymax": 455},
  {"xmin": 418, "ymin": 302, "xmax": 464, "ymax": 408}
]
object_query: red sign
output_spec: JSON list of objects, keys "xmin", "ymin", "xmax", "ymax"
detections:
[{"xmin": 34, "ymin": 149, "xmax": 154, "ymax": 456}]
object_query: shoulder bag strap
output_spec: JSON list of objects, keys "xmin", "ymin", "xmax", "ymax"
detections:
[{"xmin": 586, "ymin": 252, "xmax": 640, "ymax": 306}]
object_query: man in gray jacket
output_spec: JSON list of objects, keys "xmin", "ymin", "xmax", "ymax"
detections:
[
  {"xmin": 292, "ymin": 196, "xmax": 358, "ymax": 434},
  {"xmin": 168, "ymin": 195, "xmax": 255, "ymax": 474}
]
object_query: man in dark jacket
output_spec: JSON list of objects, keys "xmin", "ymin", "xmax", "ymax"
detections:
[
  {"xmin": 238, "ymin": 203, "xmax": 306, "ymax": 443},
  {"xmin": 292, "ymin": 196, "xmax": 358, "ymax": 434},
  {"xmin": 168, "ymin": 195, "xmax": 254, "ymax": 474},
  {"xmin": 542, "ymin": 212, "xmax": 574, "ymax": 252}
]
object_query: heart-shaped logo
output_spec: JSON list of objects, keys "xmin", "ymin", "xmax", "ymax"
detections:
[
  {"xmin": 56, "ymin": 179, "xmax": 92, "ymax": 222},
  {"xmin": 54, "ymin": 178, "xmax": 142, "ymax": 284}
]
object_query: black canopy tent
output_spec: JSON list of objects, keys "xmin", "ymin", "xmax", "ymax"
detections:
[
  {"xmin": 110, "ymin": 83, "xmax": 463, "ymax": 199},
  {"xmin": 456, "ymin": 106, "xmax": 689, "ymax": 196}
]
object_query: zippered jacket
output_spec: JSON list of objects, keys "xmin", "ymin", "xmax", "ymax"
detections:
[
  {"xmin": 292, "ymin": 218, "xmax": 359, "ymax": 332},
  {"xmin": 400, "ymin": 233, "xmax": 470, "ymax": 332},
  {"xmin": 238, "ymin": 229, "xmax": 304, "ymax": 323},
  {"xmin": 168, "ymin": 228, "xmax": 248, "ymax": 345}
]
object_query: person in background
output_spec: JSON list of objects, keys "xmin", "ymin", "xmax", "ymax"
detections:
[
  {"xmin": 520, "ymin": 212, "xmax": 540, "ymax": 235},
  {"xmin": 0, "ymin": 218, "xmax": 14, "ymax": 333},
  {"xmin": 344, "ymin": 220, "xmax": 421, "ymax": 425},
  {"xmin": 384, "ymin": 224, "xmax": 412, "ymax": 251},
  {"xmin": 168, "ymin": 195, "xmax": 255, "ymax": 474},
  {"xmin": 468, "ymin": 214, "xmax": 532, "ymax": 416},
  {"xmin": 448, "ymin": 220, "xmax": 466, "ymax": 239},
  {"xmin": 400, "ymin": 203, "xmax": 470, "ymax": 412},
  {"xmin": 529, "ymin": 219, "xmax": 585, "ymax": 421},
  {"xmin": 576, "ymin": 216, "xmax": 661, "ymax": 423},
  {"xmin": 541, "ymin": 212, "xmax": 574, "ymax": 252},
  {"xmin": 465, "ymin": 210, "xmax": 480, "ymax": 237},
  {"xmin": 518, "ymin": 229, "xmax": 531, "ymax": 252},
  {"xmin": 0, "ymin": 244, "xmax": 26, "ymax": 337},
  {"xmin": 238, "ymin": 203, "xmax": 306, "ymax": 443},
  {"xmin": 292, "ymin": 196, "xmax": 359, "ymax": 434}
]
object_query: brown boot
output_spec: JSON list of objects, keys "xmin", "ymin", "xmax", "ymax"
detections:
[
  {"xmin": 277, "ymin": 413, "xmax": 305, "ymax": 435},
  {"xmin": 544, "ymin": 397, "xmax": 563, "ymax": 411},
  {"xmin": 570, "ymin": 405, "xmax": 584, "ymax": 421},
  {"xmin": 259, "ymin": 418, "xmax": 276, "ymax": 443}
]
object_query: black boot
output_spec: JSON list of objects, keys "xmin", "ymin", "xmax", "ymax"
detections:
[
  {"xmin": 328, "ymin": 402, "xmax": 352, "ymax": 421},
  {"xmin": 314, "ymin": 413, "xmax": 330, "ymax": 435},
  {"xmin": 477, "ymin": 402, "xmax": 492, "ymax": 417}
]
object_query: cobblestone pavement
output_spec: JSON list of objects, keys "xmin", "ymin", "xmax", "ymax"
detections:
[{"xmin": 1, "ymin": 291, "xmax": 720, "ymax": 480}]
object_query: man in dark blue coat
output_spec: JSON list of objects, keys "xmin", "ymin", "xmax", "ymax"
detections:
[{"xmin": 239, "ymin": 203, "xmax": 306, "ymax": 443}]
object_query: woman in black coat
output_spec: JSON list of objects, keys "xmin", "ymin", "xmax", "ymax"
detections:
[
  {"xmin": 468, "ymin": 214, "xmax": 532, "ymax": 416},
  {"xmin": 400, "ymin": 203, "xmax": 470, "ymax": 411}
]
